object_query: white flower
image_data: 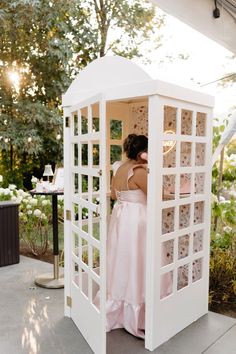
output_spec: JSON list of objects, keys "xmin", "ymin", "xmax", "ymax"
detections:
[
  {"xmin": 219, "ymin": 196, "xmax": 225, "ymax": 202},
  {"xmin": 223, "ymin": 226, "xmax": 232, "ymax": 233},
  {"xmin": 211, "ymin": 194, "xmax": 218, "ymax": 204},
  {"xmin": 31, "ymin": 176, "xmax": 38, "ymax": 183},
  {"xmin": 33, "ymin": 209, "xmax": 42, "ymax": 217},
  {"xmin": 27, "ymin": 210, "xmax": 33, "ymax": 215},
  {"xmin": 40, "ymin": 195, "xmax": 45, "ymax": 199},
  {"xmin": 229, "ymin": 191, "xmax": 236, "ymax": 199},
  {"xmin": 0, "ymin": 175, "xmax": 3, "ymax": 183},
  {"xmin": 15, "ymin": 197, "xmax": 22, "ymax": 203},
  {"xmin": 17, "ymin": 189, "xmax": 24, "ymax": 196},
  {"xmin": 26, "ymin": 204, "xmax": 32, "ymax": 210},
  {"xmin": 9, "ymin": 184, "xmax": 16, "ymax": 190},
  {"xmin": 42, "ymin": 200, "xmax": 49, "ymax": 206},
  {"xmin": 11, "ymin": 196, "xmax": 17, "ymax": 202},
  {"xmin": 58, "ymin": 195, "xmax": 64, "ymax": 201},
  {"xmin": 29, "ymin": 198, "xmax": 37, "ymax": 206},
  {"xmin": 19, "ymin": 212, "xmax": 24, "ymax": 218},
  {"xmin": 3, "ymin": 188, "xmax": 10, "ymax": 195},
  {"xmin": 41, "ymin": 213, "xmax": 47, "ymax": 220}
]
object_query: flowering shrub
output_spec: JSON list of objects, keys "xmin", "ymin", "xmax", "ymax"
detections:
[
  {"xmin": 0, "ymin": 175, "xmax": 64, "ymax": 256},
  {"xmin": 210, "ymin": 120, "xmax": 236, "ymax": 307}
]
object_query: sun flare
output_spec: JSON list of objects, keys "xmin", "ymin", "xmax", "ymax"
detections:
[{"xmin": 8, "ymin": 71, "xmax": 20, "ymax": 91}]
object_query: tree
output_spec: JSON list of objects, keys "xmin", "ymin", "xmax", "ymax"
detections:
[
  {"xmin": 78, "ymin": 0, "xmax": 164, "ymax": 59},
  {"xmin": 0, "ymin": 0, "xmax": 164, "ymax": 188},
  {"xmin": 0, "ymin": 0, "xmax": 85, "ymax": 187}
]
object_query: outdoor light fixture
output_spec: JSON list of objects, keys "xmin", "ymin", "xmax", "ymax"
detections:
[
  {"xmin": 43, "ymin": 164, "xmax": 54, "ymax": 181},
  {"xmin": 213, "ymin": 0, "xmax": 221, "ymax": 18}
]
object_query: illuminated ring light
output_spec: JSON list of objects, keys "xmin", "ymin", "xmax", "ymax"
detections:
[{"xmin": 163, "ymin": 130, "xmax": 176, "ymax": 155}]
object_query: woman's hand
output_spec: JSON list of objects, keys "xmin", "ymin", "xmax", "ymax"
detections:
[{"xmin": 140, "ymin": 152, "xmax": 148, "ymax": 161}]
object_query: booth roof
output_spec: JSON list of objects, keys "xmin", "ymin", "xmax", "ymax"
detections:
[
  {"xmin": 62, "ymin": 56, "xmax": 152, "ymax": 107},
  {"xmin": 62, "ymin": 55, "xmax": 214, "ymax": 108}
]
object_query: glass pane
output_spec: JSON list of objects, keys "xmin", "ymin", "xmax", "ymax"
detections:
[
  {"xmin": 92, "ymin": 144, "xmax": 100, "ymax": 166},
  {"xmin": 163, "ymin": 141, "xmax": 176, "ymax": 168},
  {"xmin": 93, "ymin": 176, "xmax": 100, "ymax": 192},
  {"xmin": 81, "ymin": 144, "xmax": 88, "ymax": 166},
  {"xmin": 179, "ymin": 204, "xmax": 191, "ymax": 229},
  {"xmin": 161, "ymin": 239, "xmax": 174, "ymax": 266},
  {"xmin": 195, "ymin": 173, "xmax": 205, "ymax": 194},
  {"xmin": 180, "ymin": 173, "xmax": 191, "ymax": 197},
  {"xmin": 162, "ymin": 174, "xmax": 175, "ymax": 201},
  {"xmin": 74, "ymin": 143, "xmax": 78, "ymax": 166},
  {"xmin": 92, "ymin": 246, "xmax": 100, "ymax": 275},
  {"xmin": 74, "ymin": 173, "xmax": 79, "ymax": 194},
  {"xmin": 192, "ymin": 258, "xmax": 203, "ymax": 282},
  {"xmin": 194, "ymin": 201, "xmax": 204, "ymax": 225},
  {"xmin": 82, "ymin": 240, "xmax": 88, "ymax": 266},
  {"xmin": 162, "ymin": 207, "xmax": 175, "ymax": 234},
  {"xmin": 73, "ymin": 261, "xmax": 80, "ymax": 287},
  {"xmin": 73, "ymin": 232, "xmax": 79, "ymax": 257},
  {"xmin": 81, "ymin": 107, "xmax": 88, "ymax": 134},
  {"xmin": 177, "ymin": 264, "xmax": 189, "ymax": 290},
  {"xmin": 178, "ymin": 234, "xmax": 190, "ymax": 259},
  {"xmin": 181, "ymin": 109, "xmax": 192, "ymax": 135},
  {"xmin": 110, "ymin": 145, "xmax": 122, "ymax": 164},
  {"xmin": 72, "ymin": 203, "xmax": 79, "ymax": 225},
  {"xmin": 195, "ymin": 143, "xmax": 206, "ymax": 166},
  {"xmin": 82, "ymin": 207, "xmax": 89, "ymax": 232},
  {"xmin": 193, "ymin": 230, "xmax": 203, "ymax": 253},
  {"xmin": 196, "ymin": 112, "xmax": 206, "ymax": 136},
  {"xmin": 164, "ymin": 106, "xmax": 177, "ymax": 134},
  {"xmin": 73, "ymin": 114, "xmax": 78, "ymax": 136},
  {"xmin": 92, "ymin": 281, "xmax": 100, "ymax": 311},
  {"xmin": 92, "ymin": 103, "xmax": 99, "ymax": 132},
  {"xmin": 82, "ymin": 270, "xmax": 89, "ymax": 298},
  {"xmin": 160, "ymin": 271, "xmax": 173, "ymax": 299},
  {"xmin": 110, "ymin": 120, "xmax": 122, "ymax": 140},
  {"xmin": 81, "ymin": 175, "xmax": 88, "ymax": 200},
  {"xmin": 180, "ymin": 142, "xmax": 192, "ymax": 167},
  {"xmin": 92, "ymin": 213, "xmax": 100, "ymax": 241}
]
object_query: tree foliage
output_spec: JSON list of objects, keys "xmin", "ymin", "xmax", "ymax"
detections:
[{"xmin": 0, "ymin": 0, "xmax": 164, "ymax": 188}]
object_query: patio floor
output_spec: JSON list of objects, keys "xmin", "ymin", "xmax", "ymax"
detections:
[{"xmin": 0, "ymin": 256, "xmax": 235, "ymax": 354}]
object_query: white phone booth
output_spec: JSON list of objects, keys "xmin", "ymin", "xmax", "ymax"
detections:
[{"xmin": 62, "ymin": 56, "xmax": 214, "ymax": 353}]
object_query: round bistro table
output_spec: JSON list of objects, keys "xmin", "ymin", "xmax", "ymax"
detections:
[{"xmin": 30, "ymin": 190, "xmax": 64, "ymax": 289}]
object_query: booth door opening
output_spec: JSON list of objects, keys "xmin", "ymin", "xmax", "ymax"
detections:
[
  {"xmin": 69, "ymin": 94, "xmax": 107, "ymax": 354},
  {"xmin": 145, "ymin": 95, "xmax": 212, "ymax": 350}
]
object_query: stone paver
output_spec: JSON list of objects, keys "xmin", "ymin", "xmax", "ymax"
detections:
[{"xmin": 0, "ymin": 256, "xmax": 235, "ymax": 354}]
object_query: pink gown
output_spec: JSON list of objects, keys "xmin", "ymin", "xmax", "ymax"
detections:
[
  {"xmin": 106, "ymin": 162, "xmax": 147, "ymax": 338},
  {"xmin": 93, "ymin": 162, "xmax": 172, "ymax": 337}
]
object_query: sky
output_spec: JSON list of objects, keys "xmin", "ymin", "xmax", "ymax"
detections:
[{"xmin": 133, "ymin": 8, "xmax": 236, "ymax": 120}]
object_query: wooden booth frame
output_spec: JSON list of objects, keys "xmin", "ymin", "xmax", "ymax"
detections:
[{"xmin": 63, "ymin": 56, "xmax": 214, "ymax": 354}]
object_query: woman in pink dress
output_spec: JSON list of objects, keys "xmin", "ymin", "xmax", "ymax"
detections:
[{"xmin": 106, "ymin": 134, "xmax": 148, "ymax": 339}]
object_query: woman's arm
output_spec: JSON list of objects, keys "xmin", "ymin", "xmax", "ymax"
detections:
[
  {"xmin": 110, "ymin": 176, "xmax": 117, "ymax": 200},
  {"xmin": 133, "ymin": 166, "xmax": 148, "ymax": 194}
]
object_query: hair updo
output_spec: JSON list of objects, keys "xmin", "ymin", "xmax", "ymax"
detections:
[{"xmin": 123, "ymin": 134, "xmax": 148, "ymax": 160}]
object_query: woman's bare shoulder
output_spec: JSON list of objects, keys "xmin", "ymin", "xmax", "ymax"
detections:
[{"xmin": 132, "ymin": 164, "xmax": 148, "ymax": 173}]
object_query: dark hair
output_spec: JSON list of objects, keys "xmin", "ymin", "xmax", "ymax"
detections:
[{"xmin": 123, "ymin": 134, "xmax": 148, "ymax": 160}]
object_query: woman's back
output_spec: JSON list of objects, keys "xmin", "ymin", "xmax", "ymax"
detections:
[{"xmin": 111, "ymin": 161, "xmax": 148, "ymax": 202}]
